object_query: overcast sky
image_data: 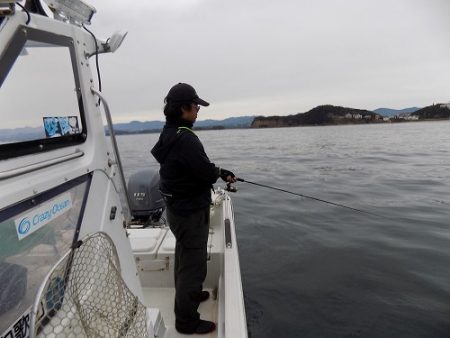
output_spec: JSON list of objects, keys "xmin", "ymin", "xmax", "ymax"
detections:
[{"xmin": 3, "ymin": 0, "xmax": 450, "ymax": 126}]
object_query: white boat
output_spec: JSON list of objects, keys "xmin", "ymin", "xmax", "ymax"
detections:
[{"xmin": 0, "ymin": 1, "xmax": 248, "ymax": 337}]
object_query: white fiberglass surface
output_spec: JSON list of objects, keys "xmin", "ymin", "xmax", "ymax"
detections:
[{"xmin": 142, "ymin": 287, "xmax": 218, "ymax": 338}]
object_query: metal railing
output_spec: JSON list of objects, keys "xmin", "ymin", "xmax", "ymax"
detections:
[{"xmin": 91, "ymin": 87, "xmax": 132, "ymax": 223}]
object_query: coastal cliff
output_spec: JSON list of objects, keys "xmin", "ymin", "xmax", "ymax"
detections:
[
  {"xmin": 251, "ymin": 103, "xmax": 450, "ymax": 128},
  {"xmin": 411, "ymin": 104, "xmax": 450, "ymax": 119},
  {"xmin": 251, "ymin": 105, "xmax": 382, "ymax": 128}
]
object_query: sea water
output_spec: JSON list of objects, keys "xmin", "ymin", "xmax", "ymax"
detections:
[{"xmin": 118, "ymin": 121, "xmax": 450, "ymax": 338}]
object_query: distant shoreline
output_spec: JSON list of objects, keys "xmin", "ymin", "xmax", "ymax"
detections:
[
  {"xmin": 110, "ymin": 125, "xmax": 249, "ymax": 136},
  {"xmin": 2, "ymin": 119, "xmax": 449, "ymax": 143},
  {"xmin": 250, "ymin": 103, "xmax": 450, "ymax": 129},
  {"xmin": 114, "ymin": 118, "xmax": 450, "ymax": 136},
  {"xmin": 2, "ymin": 103, "xmax": 450, "ymax": 142},
  {"xmin": 250, "ymin": 118, "xmax": 450, "ymax": 129}
]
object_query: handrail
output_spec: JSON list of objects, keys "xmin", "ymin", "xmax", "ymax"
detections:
[
  {"xmin": 91, "ymin": 87, "xmax": 132, "ymax": 223},
  {"xmin": 0, "ymin": 150, "xmax": 84, "ymax": 181}
]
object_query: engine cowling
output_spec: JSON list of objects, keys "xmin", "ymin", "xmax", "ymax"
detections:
[{"xmin": 127, "ymin": 169, "xmax": 165, "ymax": 223}]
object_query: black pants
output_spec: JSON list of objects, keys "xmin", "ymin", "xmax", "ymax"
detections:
[{"xmin": 166, "ymin": 205, "xmax": 210, "ymax": 331}]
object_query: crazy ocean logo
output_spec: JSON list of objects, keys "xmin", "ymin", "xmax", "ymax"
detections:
[
  {"xmin": 17, "ymin": 217, "xmax": 31, "ymax": 235},
  {"xmin": 14, "ymin": 193, "xmax": 72, "ymax": 240}
]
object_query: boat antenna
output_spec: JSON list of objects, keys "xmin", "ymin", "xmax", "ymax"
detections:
[{"xmin": 236, "ymin": 178, "xmax": 388, "ymax": 219}]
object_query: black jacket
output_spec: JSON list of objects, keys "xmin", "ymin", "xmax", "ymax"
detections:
[{"xmin": 151, "ymin": 121, "xmax": 219, "ymax": 214}]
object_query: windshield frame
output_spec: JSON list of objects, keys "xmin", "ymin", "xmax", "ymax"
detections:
[{"xmin": 0, "ymin": 25, "xmax": 87, "ymax": 160}]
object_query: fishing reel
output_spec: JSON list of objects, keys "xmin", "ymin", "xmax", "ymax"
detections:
[{"xmin": 225, "ymin": 182, "xmax": 238, "ymax": 193}]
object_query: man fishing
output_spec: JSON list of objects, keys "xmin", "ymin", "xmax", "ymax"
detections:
[{"xmin": 151, "ymin": 83, "xmax": 236, "ymax": 335}]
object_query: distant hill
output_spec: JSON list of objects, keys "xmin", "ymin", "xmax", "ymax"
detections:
[
  {"xmin": 113, "ymin": 120, "xmax": 165, "ymax": 133},
  {"xmin": 411, "ymin": 104, "xmax": 450, "ymax": 119},
  {"xmin": 196, "ymin": 116, "xmax": 255, "ymax": 129},
  {"xmin": 252, "ymin": 105, "xmax": 380, "ymax": 128},
  {"xmin": 0, "ymin": 116, "xmax": 256, "ymax": 142},
  {"xmin": 112, "ymin": 116, "xmax": 255, "ymax": 133},
  {"xmin": 0, "ymin": 127, "xmax": 43, "ymax": 142},
  {"xmin": 374, "ymin": 107, "xmax": 420, "ymax": 117},
  {"xmin": 3, "ymin": 105, "xmax": 449, "ymax": 142}
]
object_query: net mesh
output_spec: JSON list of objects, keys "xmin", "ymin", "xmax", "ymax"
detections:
[{"xmin": 31, "ymin": 232, "xmax": 149, "ymax": 338}]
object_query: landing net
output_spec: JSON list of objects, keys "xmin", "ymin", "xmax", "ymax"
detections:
[{"xmin": 31, "ymin": 232, "xmax": 148, "ymax": 338}]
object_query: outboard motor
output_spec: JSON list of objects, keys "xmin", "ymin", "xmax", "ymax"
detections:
[{"xmin": 127, "ymin": 169, "xmax": 165, "ymax": 225}]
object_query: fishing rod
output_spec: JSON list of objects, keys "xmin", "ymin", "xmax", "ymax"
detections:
[{"xmin": 235, "ymin": 177, "xmax": 388, "ymax": 219}]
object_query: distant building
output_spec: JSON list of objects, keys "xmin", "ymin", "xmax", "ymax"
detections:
[
  {"xmin": 345, "ymin": 113, "xmax": 352, "ymax": 119},
  {"xmin": 364, "ymin": 115, "xmax": 372, "ymax": 120},
  {"xmin": 383, "ymin": 117, "xmax": 390, "ymax": 122},
  {"xmin": 353, "ymin": 114, "xmax": 362, "ymax": 119}
]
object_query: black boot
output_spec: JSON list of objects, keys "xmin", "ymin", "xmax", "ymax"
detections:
[{"xmin": 176, "ymin": 319, "xmax": 216, "ymax": 334}]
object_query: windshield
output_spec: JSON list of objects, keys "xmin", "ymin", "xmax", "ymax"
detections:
[
  {"xmin": 0, "ymin": 27, "xmax": 87, "ymax": 159},
  {"xmin": 0, "ymin": 43, "xmax": 83, "ymax": 144}
]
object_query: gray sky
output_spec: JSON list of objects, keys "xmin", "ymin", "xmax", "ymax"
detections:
[
  {"xmin": 3, "ymin": 0, "xmax": 450, "ymax": 126},
  {"xmin": 88, "ymin": 0, "xmax": 450, "ymax": 122}
]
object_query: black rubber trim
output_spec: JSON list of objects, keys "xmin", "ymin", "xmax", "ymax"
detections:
[
  {"xmin": 0, "ymin": 173, "xmax": 92, "ymax": 224},
  {"xmin": 0, "ymin": 25, "xmax": 27, "ymax": 87},
  {"xmin": 0, "ymin": 26, "xmax": 88, "ymax": 160},
  {"xmin": 225, "ymin": 218, "xmax": 232, "ymax": 248},
  {"xmin": 71, "ymin": 173, "xmax": 92, "ymax": 245}
]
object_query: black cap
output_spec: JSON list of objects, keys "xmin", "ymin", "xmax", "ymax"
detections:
[{"xmin": 165, "ymin": 83, "xmax": 210, "ymax": 107}]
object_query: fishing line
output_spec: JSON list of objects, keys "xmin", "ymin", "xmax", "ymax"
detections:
[{"xmin": 236, "ymin": 178, "xmax": 388, "ymax": 219}]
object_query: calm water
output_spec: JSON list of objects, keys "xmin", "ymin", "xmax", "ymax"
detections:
[{"xmin": 118, "ymin": 121, "xmax": 450, "ymax": 338}]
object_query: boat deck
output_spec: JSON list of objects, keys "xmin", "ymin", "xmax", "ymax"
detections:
[{"xmin": 142, "ymin": 287, "xmax": 218, "ymax": 338}]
